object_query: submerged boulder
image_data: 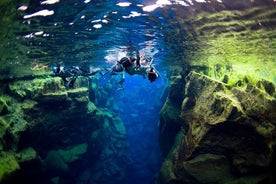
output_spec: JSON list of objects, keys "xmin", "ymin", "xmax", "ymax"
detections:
[
  {"xmin": 0, "ymin": 153, "xmax": 20, "ymax": 182},
  {"xmin": 0, "ymin": 147, "xmax": 40, "ymax": 183},
  {"xmin": 0, "ymin": 76, "xmax": 130, "ymax": 184},
  {"xmin": 157, "ymin": 71, "xmax": 276, "ymax": 184}
]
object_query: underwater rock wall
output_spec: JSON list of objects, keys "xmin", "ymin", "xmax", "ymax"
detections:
[
  {"xmin": 157, "ymin": 71, "xmax": 276, "ymax": 184},
  {"xmin": 0, "ymin": 77, "xmax": 130, "ymax": 184}
]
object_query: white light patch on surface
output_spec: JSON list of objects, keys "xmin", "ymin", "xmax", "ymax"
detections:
[
  {"xmin": 102, "ymin": 19, "xmax": 108, "ymax": 23},
  {"xmin": 41, "ymin": 0, "xmax": 60, "ymax": 5},
  {"xmin": 23, "ymin": 9, "xmax": 54, "ymax": 19},
  {"xmin": 143, "ymin": 0, "xmax": 192, "ymax": 12},
  {"xmin": 175, "ymin": 0, "xmax": 189, "ymax": 6},
  {"xmin": 34, "ymin": 31, "xmax": 44, "ymax": 36},
  {"xmin": 195, "ymin": 0, "xmax": 206, "ymax": 3},
  {"xmin": 122, "ymin": 11, "xmax": 143, "ymax": 18},
  {"xmin": 18, "ymin": 5, "xmax": 28, "ymax": 11},
  {"xmin": 186, "ymin": 0, "xmax": 194, "ymax": 5},
  {"xmin": 93, "ymin": 24, "xmax": 102, "ymax": 29},
  {"xmin": 91, "ymin": 19, "xmax": 101, "ymax": 23},
  {"xmin": 24, "ymin": 31, "xmax": 48, "ymax": 38},
  {"xmin": 116, "ymin": 2, "xmax": 132, "ymax": 7},
  {"xmin": 24, "ymin": 33, "xmax": 34, "ymax": 38},
  {"xmin": 156, "ymin": 0, "xmax": 172, "ymax": 5},
  {"xmin": 143, "ymin": 4, "xmax": 159, "ymax": 12},
  {"xmin": 143, "ymin": 0, "xmax": 171, "ymax": 12}
]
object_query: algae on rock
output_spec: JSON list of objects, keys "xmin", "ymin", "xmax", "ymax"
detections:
[
  {"xmin": 157, "ymin": 71, "xmax": 276, "ymax": 184},
  {"xmin": 0, "ymin": 74, "xmax": 130, "ymax": 184}
]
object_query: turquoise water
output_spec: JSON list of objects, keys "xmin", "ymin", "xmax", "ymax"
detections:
[
  {"xmin": 111, "ymin": 75, "xmax": 168, "ymax": 183},
  {"xmin": 1, "ymin": 0, "xmax": 276, "ymax": 184}
]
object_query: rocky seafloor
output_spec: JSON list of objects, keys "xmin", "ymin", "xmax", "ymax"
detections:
[
  {"xmin": 1, "ymin": 70, "xmax": 275, "ymax": 184},
  {"xmin": 0, "ymin": 77, "xmax": 131, "ymax": 184}
]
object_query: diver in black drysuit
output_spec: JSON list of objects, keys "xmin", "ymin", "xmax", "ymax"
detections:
[
  {"xmin": 111, "ymin": 51, "xmax": 158, "ymax": 83},
  {"xmin": 52, "ymin": 66, "xmax": 101, "ymax": 88}
]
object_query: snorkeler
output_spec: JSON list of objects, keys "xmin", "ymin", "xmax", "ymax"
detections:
[
  {"xmin": 98, "ymin": 50, "xmax": 160, "ymax": 90},
  {"xmin": 52, "ymin": 65, "xmax": 101, "ymax": 88},
  {"xmin": 110, "ymin": 53, "xmax": 158, "ymax": 82}
]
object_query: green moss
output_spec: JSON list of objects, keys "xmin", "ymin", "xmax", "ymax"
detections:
[
  {"xmin": 0, "ymin": 97, "xmax": 9, "ymax": 115},
  {"xmin": 190, "ymin": 32, "xmax": 276, "ymax": 87},
  {"xmin": 0, "ymin": 117, "xmax": 9, "ymax": 139},
  {"xmin": 87, "ymin": 101, "xmax": 97, "ymax": 114},
  {"xmin": 0, "ymin": 153, "xmax": 20, "ymax": 181},
  {"xmin": 67, "ymin": 87, "xmax": 89, "ymax": 98},
  {"xmin": 21, "ymin": 100, "xmax": 38, "ymax": 111},
  {"xmin": 0, "ymin": 117, "xmax": 9, "ymax": 129},
  {"xmin": 186, "ymin": 6, "xmax": 276, "ymax": 88},
  {"xmin": 16, "ymin": 147, "xmax": 37, "ymax": 163},
  {"xmin": 9, "ymin": 78, "xmax": 65, "ymax": 100}
]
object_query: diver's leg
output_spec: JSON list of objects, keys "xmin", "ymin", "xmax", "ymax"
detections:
[
  {"xmin": 68, "ymin": 76, "xmax": 77, "ymax": 88},
  {"xmin": 135, "ymin": 50, "xmax": 141, "ymax": 70},
  {"xmin": 61, "ymin": 77, "xmax": 70, "ymax": 87}
]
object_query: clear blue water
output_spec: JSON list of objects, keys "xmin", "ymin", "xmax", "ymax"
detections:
[{"xmin": 112, "ymin": 75, "xmax": 168, "ymax": 184}]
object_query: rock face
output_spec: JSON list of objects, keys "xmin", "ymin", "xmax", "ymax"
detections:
[
  {"xmin": 0, "ymin": 76, "xmax": 130, "ymax": 184},
  {"xmin": 157, "ymin": 71, "xmax": 276, "ymax": 184}
]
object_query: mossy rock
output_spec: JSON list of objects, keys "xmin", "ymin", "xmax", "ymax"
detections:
[
  {"xmin": 57, "ymin": 143, "xmax": 88, "ymax": 163},
  {"xmin": 156, "ymin": 132, "xmax": 186, "ymax": 184},
  {"xmin": 0, "ymin": 117, "xmax": 10, "ymax": 149},
  {"xmin": 168, "ymin": 75, "xmax": 185, "ymax": 105},
  {"xmin": 159, "ymin": 99, "xmax": 183, "ymax": 157},
  {"xmin": 21, "ymin": 99, "xmax": 38, "ymax": 111},
  {"xmin": 0, "ymin": 97, "xmax": 9, "ymax": 115},
  {"xmin": 9, "ymin": 116, "xmax": 28, "ymax": 140},
  {"xmin": 184, "ymin": 154, "xmax": 231, "ymax": 183},
  {"xmin": 0, "ymin": 152, "xmax": 20, "ymax": 182},
  {"xmin": 8, "ymin": 78, "xmax": 64, "ymax": 100},
  {"xmin": 87, "ymin": 101, "xmax": 97, "ymax": 114},
  {"xmin": 67, "ymin": 87, "xmax": 89, "ymax": 98},
  {"xmin": 256, "ymin": 79, "xmax": 275, "ymax": 96},
  {"xmin": 45, "ymin": 150, "xmax": 69, "ymax": 174},
  {"xmin": 38, "ymin": 91, "xmax": 68, "ymax": 103},
  {"xmin": 16, "ymin": 147, "xmax": 37, "ymax": 163}
]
